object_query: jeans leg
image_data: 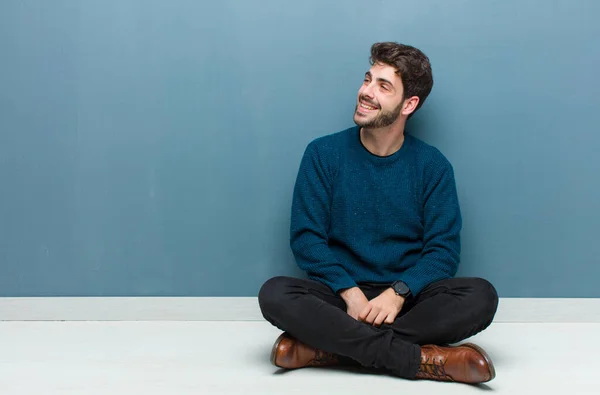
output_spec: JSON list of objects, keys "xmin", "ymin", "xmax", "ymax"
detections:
[
  {"xmin": 387, "ymin": 277, "xmax": 499, "ymax": 345},
  {"xmin": 258, "ymin": 276, "xmax": 421, "ymax": 378}
]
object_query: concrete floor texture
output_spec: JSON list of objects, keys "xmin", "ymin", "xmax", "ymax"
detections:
[{"xmin": 0, "ymin": 320, "xmax": 597, "ymax": 395}]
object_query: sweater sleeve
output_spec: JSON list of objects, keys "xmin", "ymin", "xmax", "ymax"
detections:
[
  {"xmin": 396, "ymin": 159, "xmax": 462, "ymax": 296},
  {"xmin": 289, "ymin": 141, "xmax": 357, "ymax": 294}
]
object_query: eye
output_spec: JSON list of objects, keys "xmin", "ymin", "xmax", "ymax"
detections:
[{"xmin": 381, "ymin": 84, "xmax": 390, "ymax": 91}]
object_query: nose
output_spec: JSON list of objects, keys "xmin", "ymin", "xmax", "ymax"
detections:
[
  {"xmin": 360, "ymin": 82, "xmax": 375, "ymax": 100},
  {"xmin": 359, "ymin": 83, "xmax": 375, "ymax": 100}
]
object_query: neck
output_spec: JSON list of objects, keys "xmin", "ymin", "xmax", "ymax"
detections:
[{"xmin": 360, "ymin": 121, "xmax": 406, "ymax": 157}]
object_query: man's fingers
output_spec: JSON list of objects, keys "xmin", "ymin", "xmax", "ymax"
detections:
[
  {"xmin": 365, "ymin": 307, "xmax": 380, "ymax": 324},
  {"xmin": 358, "ymin": 305, "xmax": 372, "ymax": 322},
  {"xmin": 384, "ymin": 311, "xmax": 398, "ymax": 325},
  {"xmin": 374, "ymin": 311, "xmax": 387, "ymax": 327}
]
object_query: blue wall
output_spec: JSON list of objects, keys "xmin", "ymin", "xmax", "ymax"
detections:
[{"xmin": 1, "ymin": 0, "xmax": 598, "ymax": 297}]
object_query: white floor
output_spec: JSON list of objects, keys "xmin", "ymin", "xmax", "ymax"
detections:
[{"xmin": 0, "ymin": 321, "xmax": 597, "ymax": 395}]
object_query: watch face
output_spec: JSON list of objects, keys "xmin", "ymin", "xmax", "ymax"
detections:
[{"xmin": 394, "ymin": 282, "xmax": 409, "ymax": 295}]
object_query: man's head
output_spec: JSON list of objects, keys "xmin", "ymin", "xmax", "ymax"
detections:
[{"xmin": 354, "ymin": 42, "xmax": 433, "ymax": 128}]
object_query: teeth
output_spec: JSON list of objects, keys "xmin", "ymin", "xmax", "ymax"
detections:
[{"xmin": 360, "ymin": 103, "xmax": 377, "ymax": 110}]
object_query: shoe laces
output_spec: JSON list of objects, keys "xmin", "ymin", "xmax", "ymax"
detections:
[
  {"xmin": 419, "ymin": 356, "xmax": 451, "ymax": 380},
  {"xmin": 310, "ymin": 349, "xmax": 337, "ymax": 366}
]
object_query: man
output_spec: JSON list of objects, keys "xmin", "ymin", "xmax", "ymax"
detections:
[{"xmin": 258, "ymin": 42, "xmax": 499, "ymax": 384}]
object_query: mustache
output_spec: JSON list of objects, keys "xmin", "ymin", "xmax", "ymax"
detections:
[{"xmin": 358, "ymin": 96, "xmax": 379, "ymax": 108}]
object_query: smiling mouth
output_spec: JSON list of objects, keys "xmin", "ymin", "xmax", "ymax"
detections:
[{"xmin": 358, "ymin": 101, "xmax": 378, "ymax": 111}]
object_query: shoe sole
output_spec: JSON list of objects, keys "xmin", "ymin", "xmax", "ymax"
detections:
[
  {"xmin": 461, "ymin": 343, "xmax": 496, "ymax": 382},
  {"xmin": 270, "ymin": 333, "xmax": 287, "ymax": 367}
]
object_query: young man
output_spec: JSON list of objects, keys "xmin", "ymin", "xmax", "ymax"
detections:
[{"xmin": 258, "ymin": 42, "xmax": 499, "ymax": 384}]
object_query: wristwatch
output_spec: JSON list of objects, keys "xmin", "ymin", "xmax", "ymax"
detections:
[{"xmin": 391, "ymin": 281, "xmax": 411, "ymax": 298}]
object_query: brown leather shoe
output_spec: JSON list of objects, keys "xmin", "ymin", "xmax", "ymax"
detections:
[
  {"xmin": 416, "ymin": 343, "xmax": 496, "ymax": 384},
  {"xmin": 270, "ymin": 332, "xmax": 339, "ymax": 369}
]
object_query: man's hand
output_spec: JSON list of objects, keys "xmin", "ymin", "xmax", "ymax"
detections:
[
  {"xmin": 359, "ymin": 288, "xmax": 405, "ymax": 327},
  {"xmin": 339, "ymin": 287, "xmax": 369, "ymax": 320}
]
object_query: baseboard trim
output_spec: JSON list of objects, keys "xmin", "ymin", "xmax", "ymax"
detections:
[{"xmin": 1, "ymin": 297, "xmax": 599, "ymax": 323}]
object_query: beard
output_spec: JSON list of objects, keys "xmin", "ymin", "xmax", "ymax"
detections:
[{"xmin": 353, "ymin": 100, "xmax": 402, "ymax": 129}]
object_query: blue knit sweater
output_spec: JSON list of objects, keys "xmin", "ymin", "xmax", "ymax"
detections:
[{"xmin": 290, "ymin": 126, "xmax": 462, "ymax": 296}]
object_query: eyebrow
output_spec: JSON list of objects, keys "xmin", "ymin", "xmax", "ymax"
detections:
[{"xmin": 365, "ymin": 72, "xmax": 394, "ymax": 88}]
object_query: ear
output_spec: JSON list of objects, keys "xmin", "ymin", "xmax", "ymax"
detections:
[{"xmin": 401, "ymin": 96, "xmax": 420, "ymax": 117}]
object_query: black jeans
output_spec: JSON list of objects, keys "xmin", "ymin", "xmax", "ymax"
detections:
[{"xmin": 258, "ymin": 276, "xmax": 499, "ymax": 379}]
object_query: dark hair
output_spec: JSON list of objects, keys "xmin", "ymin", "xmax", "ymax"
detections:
[{"xmin": 370, "ymin": 42, "xmax": 433, "ymax": 116}]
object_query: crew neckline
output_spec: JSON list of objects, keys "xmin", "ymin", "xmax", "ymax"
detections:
[{"xmin": 354, "ymin": 126, "xmax": 411, "ymax": 165}]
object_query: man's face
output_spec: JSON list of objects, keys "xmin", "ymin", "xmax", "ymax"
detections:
[{"xmin": 353, "ymin": 63, "xmax": 405, "ymax": 129}]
